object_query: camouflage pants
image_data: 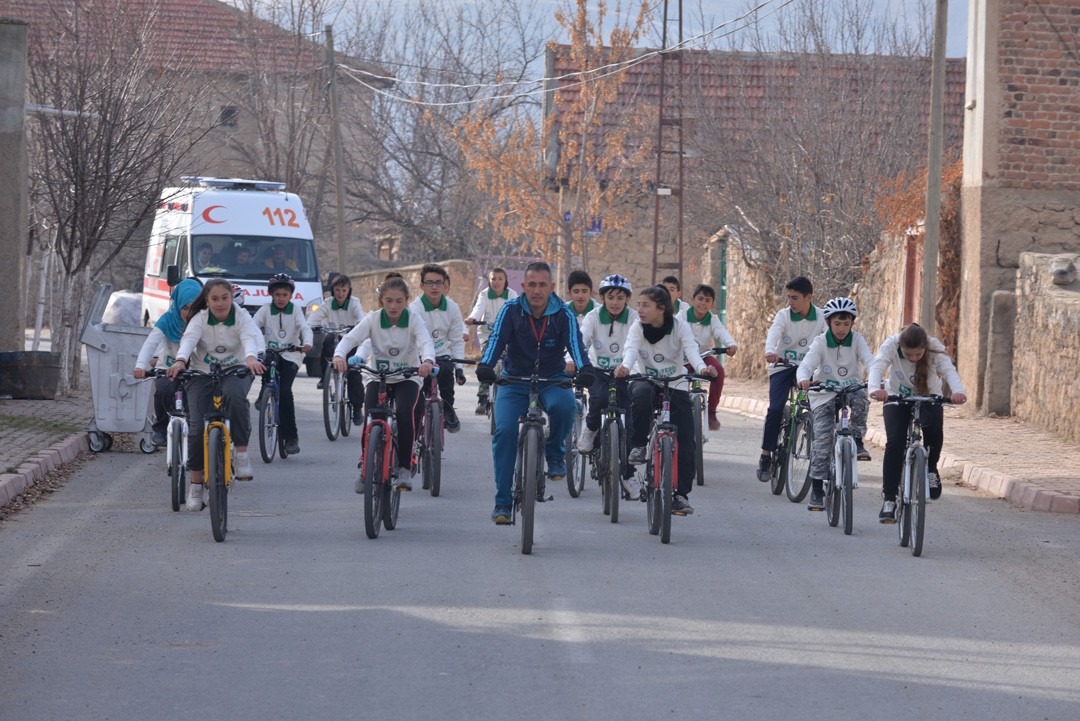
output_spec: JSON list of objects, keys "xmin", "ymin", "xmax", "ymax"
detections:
[{"xmin": 810, "ymin": 389, "xmax": 870, "ymax": 481}]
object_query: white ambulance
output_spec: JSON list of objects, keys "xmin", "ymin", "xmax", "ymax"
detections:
[{"xmin": 142, "ymin": 176, "xmax": 325, "ymax": 372}]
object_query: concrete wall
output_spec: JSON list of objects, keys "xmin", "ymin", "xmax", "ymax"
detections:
[
  {"xmin": 1009, "ymin": 252, "xmax": 1080, "ymax": 443},
  {"xmin": 0, "ymin": 19, "xmax": 27, "ymax": 352}
]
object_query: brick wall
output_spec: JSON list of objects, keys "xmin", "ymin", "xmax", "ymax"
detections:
[{"xmin": 998, "ymin": 3, "xmax": 1080, "ymax": 190}]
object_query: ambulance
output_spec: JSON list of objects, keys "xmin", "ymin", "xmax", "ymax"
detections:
[{"xmin": 142, "ymin": 176, "xmax": 325, "ymax": 373}]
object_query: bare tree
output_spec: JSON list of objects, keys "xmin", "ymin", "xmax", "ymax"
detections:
[{"xmin": 26, "ymin": 0, "xmax": 216, "ymax": 390}]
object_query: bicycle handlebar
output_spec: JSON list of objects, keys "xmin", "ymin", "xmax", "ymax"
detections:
[
  {"xmin": 496, "ymin": 374, "xmax": 573, "ymax": 389},
  {"xmin": 173, "ymin": 365, "xmax": 251, "ymax": 381},
  {"xmin": 347, "ymin": 363, "xmax": 423, "ymax": 380},
  {"xmin": 771, "ymin": 357, "xmax": 800, "ymax": 368},
  {"xmin": 262, "ymin": 345, "xmax": 305, "ymax": 355},
  {"xmin": 310, "ymin": 325, "xmax": 354, "ymax": 335},
  {"xmin": 807, "ymin": 382, "xmax": 868, "ymax": 393},
  {"xmin": 885, "ymin": 394, "xmax": 949, "ymax": 405},
  {"xmin": 701, "ymin": 346, "xmax": 731, "ymax": 358}
]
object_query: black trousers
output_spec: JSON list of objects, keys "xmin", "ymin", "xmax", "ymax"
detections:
[
  {"xmin": 261, "ymin": 359, "xmax": 299, "ymax": 441},
  {"xmin": 151, "ymin": 375, "xmax": 180, "ymax": 434},
  {"xmin": 881, "ymin": 402, "xmax": 944, "ymax": 501},
  {"xmin": 423, "ymin": 358, "xmax": 456, "ymax": 408},
  {"xmin": 630, "ymin": 381, "xmax": 695, "ymax": 497},
  {"xmin": 365, "ymin": 380, "xmax": 422, "ymax": 471}
]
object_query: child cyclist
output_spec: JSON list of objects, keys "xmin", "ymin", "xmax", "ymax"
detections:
[
  {"xmin": 307, "ymin": 273, "xmax": 364, "ymax": 395},
  {"xmin": 615, "ymin": 285, "xmax": 717, "ymax": 515},
  {"xmin": 409, "ymin": 264, "xmax": 466, "ymax": 433},
  {"xmin": 660, "ymin": 275, "xmax": 688, "ymax": 316},
  {"xmin": 252, "ymin": 274, "xmax": 313, "ymax": 456},
  {"xmin": 683, "ymin": 284, "xmax": 738, "ymax": 431},
  {"xmin": 868, "ymin": 323, "xmax": 967, "ymax": 522},
  {"xmin": 757, "ymin": 276, "xmax": 827, "ymax": 482},
  {"xmin": 334, "ymin": 276, "xmax": 436, "ymax": 492},
  {"xmin": 133, "ymin": 278, "xmax": 203, "ymax": 447},
  {"xmin": 464, "ymin": 267, "xmax": 518, "ymax": 414},
  {"xmin": 576, "ymin": 274, "xmax": 640, "ymax": 498},
  {"xmin": 795, "ymin": 297, "xmax": 873, "ymax": 510},
  {"xmin": 167, "ymin": 278, "xmax": 265, "ymax": 510},
  {"xmin": 565, "ymin": 270, "xmax": 595, "ymax": 320}
]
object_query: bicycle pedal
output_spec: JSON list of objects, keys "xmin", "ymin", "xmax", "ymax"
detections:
[{"xmin": 672, "ymin": 509, "xmax": 689, "ymax": 516}]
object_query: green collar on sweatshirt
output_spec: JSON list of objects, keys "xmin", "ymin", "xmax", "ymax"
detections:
[
  {"xmin": 826, "ymin": 329, "xmax": 853, "ymax": 348},
  {"xmin": 270, "ymin": 302, "xmax": 294, "ymax": 316},
  {"xmin": 687, "ymin": 307, "xmax": 712, "ymax": 325},
  {"xmin": 790, "ymin": 306, "xmax": 817, "ymax": 322},
  {"xmin": 331, "ymin": 297, "xmax": 350, "ymax": 311},
  {"xmin": 380, "ymin": 308, "xmax": 410, "ymax": 328},
  {"xmin": 421, "ymin": 294, "xmax": 447, "ymax": 312},
  {"xmin": 487, "ymin": 287, "xmax": 509, "ymax": 300},
  {"xmin": 208, "ymin": 307, "xmax": 236, "ymax": 326},
  {"xmin": 599, "ymin": 306, "xmax": 629, "ymax": 324}
]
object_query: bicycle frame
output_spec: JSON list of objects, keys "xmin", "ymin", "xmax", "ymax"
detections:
[{"xmin": 167, "ymin": 383, "xmax": 189, "ymax": 472}]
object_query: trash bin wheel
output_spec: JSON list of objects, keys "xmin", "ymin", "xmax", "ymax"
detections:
[
  {"xmin": 139, "ymin": 437, "xmax": 158, "ymax": 454},
  {"xmin": 89, "ymin": 432, "xmax": 109, "ymax": 453}
]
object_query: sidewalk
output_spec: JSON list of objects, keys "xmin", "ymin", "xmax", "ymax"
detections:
[{"xmin": 719, "ymin": 377, "xmax": 1080, "ymax": 514}]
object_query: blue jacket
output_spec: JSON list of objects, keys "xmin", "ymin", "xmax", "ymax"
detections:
[{"xmin": 481, "ymin": 293, "xmax": 590, "ymax": 377}]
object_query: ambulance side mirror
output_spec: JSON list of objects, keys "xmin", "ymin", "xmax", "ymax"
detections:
[{"xmin": 166, "ymin": 265, "xmax": 181, "ymax": 288}]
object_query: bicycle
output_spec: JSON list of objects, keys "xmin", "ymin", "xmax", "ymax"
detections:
[
  {"xmin": 485, "ymin": 357, "xmax": 503, "ymax": 436},
  {"xmin": 313, "ymin": 326, "xmax": 354, "ymax": 441},
  {"xmin": 565, "ymin": 383, "xmax": 588, "ymax": 498},
  {"xmin": 150, "ymin": 368, "xmax": 189, "ymax": 512},
  {"xmin": 587, "ymin": 368, "xmax": 631, "ymax": 523},
  {"xmin": 636, "ymin": 372, "xmax": 706, "ymax": 544},
  {"xmin": 689, "ymin": 346, "xmax": 729, "ymax": 486},
  {"xmin": 807, "ymin": 382, "xmax": 867, "ymax": 535},
  {"xmin": 770, "ymin": 359, "xmax": 813, "ymax": 502},
  {"xmin": 349, "ymin": 362, "xmax": 421, "ymax": 539},
  {"xmin": 256, "ymin": 345, "xmax": 302, "ymax": 464},
  {"xmin": 496, "ymin": 373, "xmax": 572, "ymax": 555},
  {"xmin": 181, "ymin": 364, "xmax": 250, "ymax": 543},
  {"xmin": 416, "ymin": 356, "xmax": 476, "ymax": 497},
  {"xmin": 887, "ymin": 394, "xmax": 949, "ymax": 557}
]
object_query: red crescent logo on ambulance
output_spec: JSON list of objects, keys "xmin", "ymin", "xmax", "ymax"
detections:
[{"xmin": 202, "ymin": 205, "xmax": 225, "ymax": 223}]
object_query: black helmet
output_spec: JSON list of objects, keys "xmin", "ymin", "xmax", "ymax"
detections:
[{"xmin": 268, "ymin": 273, "xmax": 295, "ymax": 294}]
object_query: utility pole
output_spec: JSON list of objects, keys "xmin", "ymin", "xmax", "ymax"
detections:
[
  {"xmin": 651, "ymin": 0, "xmax": 685, "ymax": 285},
  {"xmin": 920, "ymin": 0, "xmax": 948, "ymax": 332},
  {"xmin": 325, "ymin": 24, "xmax": 347, "ymax": 272}
]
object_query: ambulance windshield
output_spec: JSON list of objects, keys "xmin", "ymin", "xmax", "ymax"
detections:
[{"xmin": 191, "ymin": 235, "xmax": 318, "ymax": 282}]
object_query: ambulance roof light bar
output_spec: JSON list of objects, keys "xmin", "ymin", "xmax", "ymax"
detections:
[{"xmin": 180, "ymin": 176, "xmax": 287, "ymax": 191}]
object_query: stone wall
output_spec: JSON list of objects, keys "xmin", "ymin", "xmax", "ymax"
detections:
[
  {"xmin": 348, "ymin": 259, "xmax": 478, "ymax": 316},
  {"xmin": 1009, "ymin": 251, "xmax": 1080, "ymax": 443},
  {"xmin": 713, "ymin": 239, "xmax": 778, "ymax": 381},
  {"xmin": 852, "ymin": 236, "xmax": 909, "ymax": 352}
]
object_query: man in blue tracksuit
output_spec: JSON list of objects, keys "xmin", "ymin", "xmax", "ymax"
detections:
[{"xmin": 476, "ymin": 261, "xmax": 594, "ymax": 524}]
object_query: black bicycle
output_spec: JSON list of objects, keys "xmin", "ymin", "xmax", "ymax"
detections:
[
  {"xmin": 313, "ymin": 326, "xmax": 354, "ymax": 441},
  {"xmin": 771, "ymin": 359, "xmax": 813, "ymax": 502},
  {"xmin": 587, "ymin": 368, "xmax": 631, "ymax": 523},
  {"xmin": 150, "ymin": 368, "xmax": 188, "ymax": 512},
  {"xmin": 256, "ymin": 346, "xmax": 302, "ymax": 464},
  {"xmin": 887, "ymin": 394, "xmax": 949, "ymax": 557},
  {"xmin": 565, "ymin": 383, "xmax": 588, "ymax": 498}
]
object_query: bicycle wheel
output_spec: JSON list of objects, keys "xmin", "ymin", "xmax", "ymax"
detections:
[
  {"xmin": 322, "ymin": 366, "xmax": 340, "ymax": 441},
  {"xmin": 566, "ymin": 405, "xmax": 583, "ymax": 498},
  {"xmin": 601, "ymin": 431, "xmax": 612, "ymax": 516},
  {"xmin": 488, "ymin": 382, "xmax": 497, "ymax": 436},
  {"xmin": 338, "ymin": 372, "xmax": 352, "ymax": 438},
  {"xmin": 258, "ymin": 387, "xmax": 277, "ymax": 464},
  {"xmin": 606, "ymin": 422, "xmax": 620, "ymax": 524},
  {"xmin": 841, "ymin": 441, "xmax": 855, "ymax": 535},
  {"xmin": 425, "ymin": 402, "xmax": 443, "ymax": 497},
  {"xmin": 769, "ymin": 419, "xmax": 787, "ymax": 496},
  {"xmin": 659, "ymin": 435, "xmax": 674, "ymax": 544},
  {"xmin": 206, "ymin": 426, "xmax": 227, "ymax": 542},
  {"xmin": 520, "ymin": 425, "xmax": 542, "ymax": 555},
  {"xmin": 692, "ymin": 393, "xmax": 706, "ymax": 486},
  {"xmin": 910, "ymin": 446, "xmax": 927, "ymax": 556},
  {"xmin": 363, "ymin": 425, "xmax": 384, "ymax": 539},
  {"xmin": 383, "ymin": 451, "xmax": 401, "ymax": 531},
  {"xmin": 646, "ymin": 453, "xmax": 661, "ymax": 536},
  {"xmin": 169, "ymin": 423, "xmax": 185, "ymax": 512},
  {"xmin": 898, "ymin": 454, "xmax": 913, "ymax": 546},
  {"xmin": 785, "ymin": 412, "xmax": 813, "ymax": 503}
]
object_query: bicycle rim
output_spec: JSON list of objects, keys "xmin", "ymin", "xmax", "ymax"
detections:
[
  {"xmin": 428, "ymin": 403, "xmax": 442, "ymax": 497},
  {"xmin": 898, "ymin": 460, "xmax": 912, "ymax": 546},
  {"xmin": 912, "ymin": 447, "xmax": 927, "ymax": 556},
  {"xmin": 520, "ymin": 426, "xmax": 541, "ymax": 554},
  {"xmin": 607, "ymin": 424, "xmax": 620, "ymax": 524},
  {"xmin": 659, "ymin": 436, "xmax": 674, "ymax": 543},
  {"xmin": 338, "ymin": 373, "xmax": 352, "ymax": 438},
  {"xmin": 488, "ymin": 384, "xmax": 497, "ymax": 436},
  {"xmin": 169, "ymin": 425, "xmax": 185, "ymax": 512},
  {"xmin": 786, "ymin": 414, "xmax": 813, "ymax": 503},
  {"xmin": 692, "ymin": 395, "xmax": 705, "ymax": 486},
  {"xmin": 323, "ymin": 366, "xmax": 339, "ymax": 441},
  {"xmin": 363, "ymin": 425, "xmax": 384, "ymax": 539},
  {"xmin": 566, "ymin": 411, "xmax": 581, "ymax": 498},
  {"xmin": 207, "ymin": 426, "xmax": 227, "ymax": 542},
  {"xmin": 383, "ymin": 472, "xmax": 401, "ymax": 530},
  {"xmin": 258, "ymin": 388, "xmax": 276, "ymax": 463},
  {"xmin": 573, "ymin": 438, "xmax": 587, "ymax": 496},
  {"xmin": 842, "ymin": 442, "xmax": 854, "ymax": 535}
]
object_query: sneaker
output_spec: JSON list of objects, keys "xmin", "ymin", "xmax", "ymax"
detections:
[
  {"xmin": 672, "ymin": 494, "xmax": 694, "ymax": 515},
  {"xmin": 186, "ymin": 482, "xmax": 205, "ymax": 511},
  {"xmin": 879, "ymin": 500, "xmax": 897, "ymax": 524},
  {"xmin": 807, "ymin": 486, "xmax": 825, "ymax": 511},
  {"xmin": 856, "ymin": 439, "xmax": 871, "ymax": 461},
  {"xmin": 317, "ymin": 379, "xmax": 325, "ymax": 390},
  {"xmin": 284, "ymin": 438, "xmax": 300, "ymax": 455},
  {"xmin": 546, "ymin": 457, "xmax": 566, "ymax": 480},
  {"xmin": 444, "ymin": 404, "xmax": 461, "ymax": 433},
  {"xmin": 234, "ymin": 452, "xmax": 254, "ymax": 481},
  {"xmin": 929, "ymin": 471, "xmax": 942, "ymax": 499},
  {"xmin": 397, "ymin": 475, "xmax": 413, "ymax": 491},
  {"xmin": 492, "ymin": 505, "xmax": 512, "ymax": 524},
  {"xmin": 578, "ymin": 426, "xmax": 598, "ymax": 453},
  {"xmin": 708, "ymin": 414, "xmax": 721, "ymax": 431},
  {"xmin": 628, "ymin": 446, "xmax": 647, "ymax": 464},
  {"xmin": 475, "ymin": 401, "xmax": 488, "ymax": 415},
  {"xmin": 151, "ymin": 430, "xmax": 167, "ymax": 447},
  {"xmin": 352, "ymin": 409, "xmax": 364, "ymax": 427},
  {"xmin": 620, "ymin": 476, "xmax": 641, "ymax": 500},
  {"xmin": 756, "ymin": 455, "xmax": 771, "ymax": 482}
]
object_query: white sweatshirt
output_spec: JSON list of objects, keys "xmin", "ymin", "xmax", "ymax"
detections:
[
  {"xmin": 176, "ymin": 303, "xmax": 265, "ymax": 372},
  {"xmin": 135, "ymin": 327, "xmax": 182, "ymax": 371},
  {"xmin": 580, "ymin": 305, "xmax": 639, "ymax": 370},
  {"xmin": 682, "ymin": 307, "xmax": 737, "ymax": 353},
  {"xmin": 868, "ymin": 333, "xmax": 965, "ymax": 397},
  {"xmin": 620, "ymin": 317, "xmax": 707, "ymax": 392},
  {"xmin": 796, "ymin": 329, "xmax": 874, "ymax": 410},
  {"xmin": 409, "ymin": 294, "xmax": 465, "ymax": 369},
  {"xmin": 764, "ymin": 305, "xmax": 827, "ymax": 375},
  {"xmin": 252, "ymin": 302, "xmax": 314, "ymax": 368},
  {"xmin": 334, "ymin": 308, "xmax": 435, "ymax": 386},
  {"xmin": 306, "ymin": 295, "xmax": 364, "ymax": 329},
  {"xmin": 467, "ymin": 287, "xmax": 519, "ymax": 344}
]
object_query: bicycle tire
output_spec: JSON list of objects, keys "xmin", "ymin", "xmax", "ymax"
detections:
[
  {"xmin": 383, "ymin": 457, "xmax": 401, "ymax": 530},
  {"xmin": 768, "ymin": 420, "xmax": 787, "ymax": 496},
  {"xmin": 363, "ymin": 425, "xmax": 384, "ymax": 539},
  {"xmin": 169, "ymin": 423, "xmax": 185, "ymax": 512},
  {"xmin": 841, "ymin": 440, "xmax": 854, "ymax": 535},
  {"xmin": 258, "ymin": 387, "xmax": 277, "ymax": 464},
  {"xmin": 601, "ymin": 429, "xmax": 612, "ymax": 516},
  {"xmin": 426, "ymin": 402, "xmax": 443, "ymax": 497},
  {"xmin": 488, "ymin": 383, "xmax": 497, "ymax": 436},
  {"xmin": 572, "ymin": 435, "xmax": 587, "ymax": 497},
  {"xmin": 659, "ymin": 435, "xmax": 674, "ymax": 544},
  {"xmin": 322, "ymin": 366, "xmax": 340, "ymax": 441},
  {"xmin": 566, "ymin": 404, "xmax": 583, "ymax": 498},
  {"xmin": 692, "ymin": 393, "xmax": 706, "ymax": 486},
  {"xmin": 898, "ymin": 453, "xmax": 912, "ymax": 546},
  {"xmin": 206, "ymin": 426, "xmax": 227, "ymax": 542},
  {"xmin": 785, "ymin": 412, "xmax": 813, "ymax": 503},
  {"xmin": 339, "ymin": 372, "xmax": 352, "ymax": 438},
  {"xmin": 911, "ymin": 446, "xmax": 927, "ymax": 556},
  {"xmin": 520, "ymin": 425, "xmax": 542, "ymax": 555},
  {"xmin": 606, "ymin": 422, "xmax": 620, "ymax": 524},
  {"xmin": 646, "ymin": 455, "xmax": 661, "ymax": 536}
]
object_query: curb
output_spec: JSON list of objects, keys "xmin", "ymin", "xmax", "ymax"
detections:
[
  {"xmin": 0, "ymin": 432, "xmax": 90, "ymax": 506},
  {"xmin": 716, "ymin": 394, "xmax": 1079, "ymax": 515}
]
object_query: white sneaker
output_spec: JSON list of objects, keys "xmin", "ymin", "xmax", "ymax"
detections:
[
  {"xmin": 234, "ymin": 451, "xmax": 254, "ymax": 481},
  {"xmin": 578, "ymin": 426, "xmax": 598, "ymax": 453},
  {"xmin": 186, "ymin": 482, "xmax": 205, "ymax": 511},
  {"xmin": 620, "ymin": 476, "xmax": 641, "ymax": 500}
]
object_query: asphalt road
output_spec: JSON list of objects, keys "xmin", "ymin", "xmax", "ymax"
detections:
[{"xmin": 2, "ymin": 378, "xmax": 1079, "ymax": 720}]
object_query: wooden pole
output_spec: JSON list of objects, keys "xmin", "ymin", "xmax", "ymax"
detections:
[
  {"xmin": 325, "ymin": 25, "xmax": 347, "ymax": 273},
  {"xmin": 920, "ymin": 0, "xmax": 948, "ymax": 332}
]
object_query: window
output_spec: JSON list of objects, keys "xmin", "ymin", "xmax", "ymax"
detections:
[{"xmin": 219, "ymin": 105, "xmax": 238, "ymax": 128}]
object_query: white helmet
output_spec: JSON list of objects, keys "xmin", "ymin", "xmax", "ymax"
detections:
[
  {"xmin": 598, "ymin": 274, "xmax": 633, "ymax": 296},
  {"xmin": 822, "ymin": 297, "xmax": 857, "ymax": 319}
]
